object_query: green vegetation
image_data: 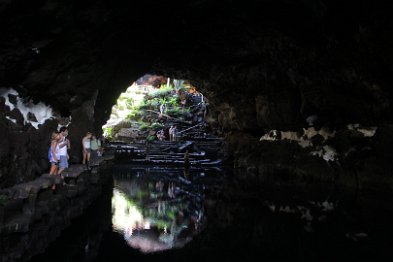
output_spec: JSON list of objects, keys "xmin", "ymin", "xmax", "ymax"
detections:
[
  {"xmin": 149, "ymin": 85, "xmax": 174, "ymax": 98},
  {"xmin": 103, "ymin": 127, "xmax": 113, "ymax": 139},
  {"xmin": 151, "ymin": 122, "xmax": 164, "ymax": 130},
  {"xmin": 103, "ymin": 78, "xmax": 197, "ymax": 140},
  {"xmin": 147, "ymin": 135, "xmax": 156, "ymax": 141}
]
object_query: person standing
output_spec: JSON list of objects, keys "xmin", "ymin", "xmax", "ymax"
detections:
[
  {"xmin": 184, "ymin": 149, "xmax": 190, "ymax": 167},
  {"xmin": 171, "ymin": 125, "xmax": 177, "ymax": 141},
  {"xmin": 57, "ymin": 126, "xmax": 70, "ymax": 178},
  {"xmin": 82, "ymin": 132, "xmax": 92, "ymax": 167},
  {"xmin": 169, "ymin": 125, "xmax": 177, "ymax": 141},
  {"xmin": 48, "ymin": 131, "xmax": 60, "ymax": 176},
  {"xmin": 159, "ymin": 103, "xmax": 166, "ymax": 118},
  {"xmin": 90, "ymin": 134, "xmax": 101, "ymax": 160},
  {"xmin": 156, "ymin": 129, "xmax": 165, "ymax": 141}
]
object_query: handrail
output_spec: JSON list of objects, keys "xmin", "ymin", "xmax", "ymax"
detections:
[{"xmin": 176, "ymin": 123, "xmax": 203, "ymax": 135}]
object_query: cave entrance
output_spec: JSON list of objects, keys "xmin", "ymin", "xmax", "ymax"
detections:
[
  {"xmin": 100, "ymin": 74, "xmax": 223, "ymax": 254},
  {"xmin": 102, "ymin": 74, "xmax": 211, "ymax": 143}
]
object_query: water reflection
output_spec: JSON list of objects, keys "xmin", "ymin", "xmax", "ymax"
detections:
[{"xmin": 111, "ymin": 166, "xmax": 213, "ymax": 253}]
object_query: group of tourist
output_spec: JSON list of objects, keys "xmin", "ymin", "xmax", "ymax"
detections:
[
  {"xmin": 156, "ymin": 129, "xmax": 165, "ymax": 141},
  {"xmin": 48, "ymin": 128, "xmax": 103, "ymax": 180},
  {"xmin": 169, "ymin": 125, "xmax": 177, "ymax": 141},
  {"xmin": 81, "ymin": 132, "xmax": 103, "ymax": 165},
  {"xmin": 156, "ymin": 125, "xmax": 177, "ymax": 141},
  {"xmin": 48, "ymin": 126, "xmax": 70, "ymax": 178}
]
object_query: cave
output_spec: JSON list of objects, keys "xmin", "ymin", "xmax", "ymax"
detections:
[{"xmin": 0, "ymin": 0, "xmax": 392, "ymax": 261}]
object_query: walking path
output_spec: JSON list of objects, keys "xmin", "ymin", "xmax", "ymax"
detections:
[{"xmin": 0, "ymin": 154, "xmax": 114, "ymax": 262}]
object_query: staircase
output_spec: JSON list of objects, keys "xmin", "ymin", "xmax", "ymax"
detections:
[
  {"xmin": 111, "ymin": 137, "xmax": 223, "ymax": 166},
  {"xmin": 109, "ymin": 89, "xmax": 221, "ymax": 166}
]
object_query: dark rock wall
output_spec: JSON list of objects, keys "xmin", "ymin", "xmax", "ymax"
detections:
[
  {"xmin": 0, "ymin": 96, "xmax": 58, "ymax": 187},
  {"xmin": 0, "ymin": 0, "xmax": 392, "ymax": 187}
]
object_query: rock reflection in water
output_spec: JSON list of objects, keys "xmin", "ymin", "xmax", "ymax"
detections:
[{"xmin": 111, "ymin": 167, "xmax": 208, "ymax": 253}]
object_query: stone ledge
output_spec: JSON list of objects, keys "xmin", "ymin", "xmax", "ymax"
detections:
[
  {"xmin": 0, "ymin": 158, "xmax": 112, "ymax": 237},
  {"xmin": 0, "ymin": 156, "xmax": 112, "ymax": 262},
  {"xmin": 0, "ymin": 213, "xmax": 32, "ymax": 235}
]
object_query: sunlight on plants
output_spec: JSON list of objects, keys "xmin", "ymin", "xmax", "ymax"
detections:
[{"xmin": 102, "ymin": 74, "xmax": 204, "ymax": 141}]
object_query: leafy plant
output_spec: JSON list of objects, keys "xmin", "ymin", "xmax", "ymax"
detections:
[
  {"xmin": 126, "ymin": 97, "xmax": 135, "ymax": 109},
  {"xmin": 147, "ymin": 135, "xmax": 156, "ymax": 141},
  {"xmin": 150, "ymin": 85, "xmax": 174, "ymax": 98},
  {"xmin": 127, "ymin": 110, "xmax": 143, "ymax": 120},
  {"xmin": 102, "ymin": 78, "xmax": 198, "ymax": 141},
  {"xmin": 139, "ymin": 123, "xmax": 150, "ymax": 131},
  {"xmin": 168, "ymin": 96, "xmax": 179, "ymax": 107},
  {"xmin": 138, "ymin": 101, "xmax": 150, "ymax": 110},
  {"xmin": 151, "ymin": 122, "xmax": 164, "ymax": 130},
  {"xmin": 103, "ymin": 127, "xmax": 113, "ymax": 139}
]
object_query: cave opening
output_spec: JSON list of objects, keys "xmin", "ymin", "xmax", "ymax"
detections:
[
  {"xmin": 95, "ymin": 74, "xmax": 225, "ymax": 254},
  {"xmin": 102, "ymin": 74, "xmax": 215, "ymax": 144}
]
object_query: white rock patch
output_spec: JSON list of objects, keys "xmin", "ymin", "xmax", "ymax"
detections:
[
  {"xmin": 259, "ymin": 123, "xmax": 376, "ymax": 162},
  {"xmin": 5, "ymin": 116, "xmax": 17, "ymax": 124},
  {"xmin": 0, "ymin": 88, "xmax": 18, "ymax": 111},
  {"xmin": 0, "ymin": 88, "xmax": 54, "ymax": 129},
  {"xmin": 347, "ymin": 123, "xmax": 377, "ymax": 137}
]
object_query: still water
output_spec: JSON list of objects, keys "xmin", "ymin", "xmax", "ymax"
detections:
[
  {"xmin": 110, "ymin": 166, "xmax": 209, "ymax": 253},
  {"xmin": 29, "ymin": 165, "xmax": 223, "ymax": 261},
  {"xmin": 29, "ymin": 165, "xmax": 392, "ymax": 261}
]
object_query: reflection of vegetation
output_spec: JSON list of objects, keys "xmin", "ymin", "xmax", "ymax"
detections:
[
  {"xmin": 111, "ymin": 174, "xmax": 206, "ymax": 254},
  {"xmin": 113, "ymin": 178, "xmax": 201, "ymax": 234},
  {"xmin": 112, "ymin": 187, "xmax": 174, "ymax": 230},
  {"xmin": 112, "ymin": 190, "xmax": 145, "ymax": 232}
]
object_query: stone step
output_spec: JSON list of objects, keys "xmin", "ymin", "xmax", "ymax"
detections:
[{"xmin": 61, "ymin": 165, "xmax": 86, "ymax": 178}]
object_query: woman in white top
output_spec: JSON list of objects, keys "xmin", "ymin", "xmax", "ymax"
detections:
[
  {"xmin": 57, "ymin": 133, "xmax": 70, "ymax": 178},
  {"xmin": 49, "ymin": 131, "xmax": 61, "ymax": 176},
  {"xmin": 82, "ymin": 132, "xmax": 92, "ymax": 165}
]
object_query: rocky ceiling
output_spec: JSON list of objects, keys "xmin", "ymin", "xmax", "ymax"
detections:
[{"xmin": 0, "ymin": 0, "xmax": 392, "ymax": 187}]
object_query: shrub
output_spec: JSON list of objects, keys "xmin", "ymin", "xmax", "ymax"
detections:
[
  {"xmin": 168, "ymin": 96, "xmax": 179, "ymax": 107},
  {"xmin": 147, "ymin": 135, "xmax": 157, "ymax": 141},
  {"xmin": 126, "ymin": 98, "xmax": 135, "ymax": 109},
  {"xmin": 103, "ymin": 127, "xmax": 113, "ymax": 139},
  {"xmin": 151, "ymin": 122, "xmax": 164, "ymax": 130},
  {"xmin": 139, "ymin": 123, "xmax": 150, "ymax": 131},
  {"xmin": 149, "ymin": 85, "xmax": 174, "ymax": 98},
  {"xmin": 128, "ymin": 110, "xmax": 143, "ymax": 120}
]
